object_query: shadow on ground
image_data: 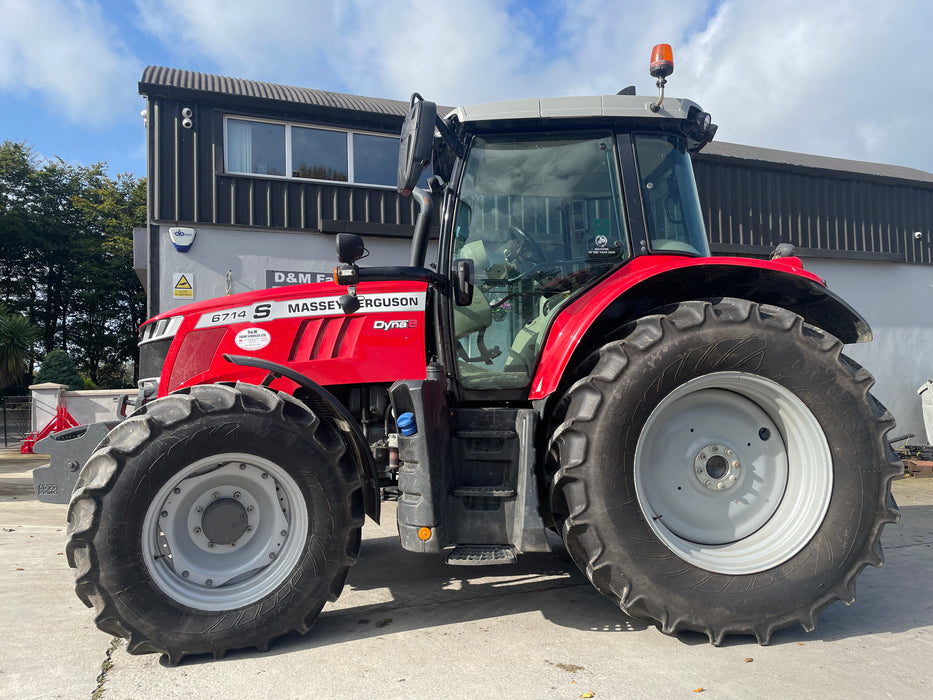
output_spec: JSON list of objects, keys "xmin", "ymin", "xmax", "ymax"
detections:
[{"xmin": 170, "ymin": 498, "xmax": 933, "ymax": 665}]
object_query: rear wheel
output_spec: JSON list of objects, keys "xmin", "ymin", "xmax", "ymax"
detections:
[
  {"xmin": 66, "ymin": 383, "xmax": 364, "ymax": 664},
  {"xmin": 550, "ymin": 298, "xmax": 900, "ymax": 644}
]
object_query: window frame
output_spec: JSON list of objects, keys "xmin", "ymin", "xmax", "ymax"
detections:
[{"xmin": 223, "ymin": 115, "xmax": 401, "ymax": 189}]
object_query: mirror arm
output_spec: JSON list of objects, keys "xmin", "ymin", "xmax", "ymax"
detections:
[
  {"xmin": 408, "ymin": 187, "xmax": 433, "ymax": 267},
  {"xmin": 434, "ymin": 116, "xmax": 464, "ymax": 159}
]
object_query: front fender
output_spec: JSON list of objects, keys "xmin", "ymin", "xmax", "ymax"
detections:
[
  {"xmin": 529, "ymin": 255, "xmax": 871, "ymax": 401},
  {"xmin": 223, "ymin": 354, "xmax": 381, "ymax": 523}
]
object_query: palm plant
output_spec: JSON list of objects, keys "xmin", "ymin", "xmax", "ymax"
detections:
[{"xmin": 0, "ymin": 303, "xmax": 39, "ymax": 389}]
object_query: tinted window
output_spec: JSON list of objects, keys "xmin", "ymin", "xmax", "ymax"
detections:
[
  {"xmin": 293, "ymin": 127, "xmax": 348, "ymax": 181},
  {"xmin": 352, "ymin": 133, "xmax": 396, "ymax": 186}
]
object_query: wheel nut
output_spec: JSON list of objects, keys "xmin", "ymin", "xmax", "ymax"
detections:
[
  {"xmin": 173, "ymin": 487, "xmax": 181, "ymax": 494},
  {"xmin": 195, "ymin": 506, "xmax": 203, "ymax": 513},
  {"xmin": 239, "ymin": 463, "xmax": 247, "ymax": 470},
  {"xmin": 711, "ymin": 445, "xmax": 718, "ymax": 452},
  {"xmin": 208, "ymin": 542, "xmax": 215, "ymax": 548},
  {"xmin": 246, "ymin": 526, "xmax": 253, "ymax": 533},
  {"xmin": 699, "ymin": 452, "xmax": 706, "ymax": 460},
  {"xmin": 733, "ymin": 461, "xmax": 741, "ymax": 469},
  {"xmin": 717, "ymin": 483, "xmax": 726, "ymax": 490},
  {"xmin": 206, "ymin": 579, "xmax": 213, "ymax": 586},
  {"xmin": 161, "ymin": 511, "xmax": 168, "ymax": 518},
  {"xmin": 234, "ymin": 491, "xmax": 241, "ymax": 499},
  {"xmin": 247, "ymin": 506, "xmax": 254, "ymax": 513},
  {"xmin": 193, "ymin": 527, "xmax": 201, "ymax": 534},
  {"xmin": 212, "ymin": 491, "xmax": 219, "ymax": 499},
  {"xmin": 280, "ymin": 530, "xmax": 287, "ymax": 537},
  {"xmin": 181, "ymin": 571, "xmax": 189, "ymax": 578},
  {"xmin": 269, "ymin": 552, "xmax": 276, "ymax": 560},
  {"xmin": 261, "ymin": 472, "xmax": 269, "ymax": 480},
  {"xmin": 695, "ymin": 467, "xmax": 703, "ymax": 475}
]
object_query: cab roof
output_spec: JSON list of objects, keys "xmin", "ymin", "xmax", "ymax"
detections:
[{"xmin": 448, "ymin": 95, "xmax": 703, "ymax": 123}]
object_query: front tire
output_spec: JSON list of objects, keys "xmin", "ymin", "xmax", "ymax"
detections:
[
  {"xmin": 550, "ymin": 298, "xmax": 900, "ymax": 644},
  {"xmin": 66, "ymin": 383, "xmax": 364, "ymax": 664}
]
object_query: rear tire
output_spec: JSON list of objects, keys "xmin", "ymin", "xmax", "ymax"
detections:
[
  {"xmin": 66, "ymin": 383, "xmax": 364, "ymax": 664},
  {"xmin": 550, "ymin": 298, "xmax": 900, "ymax": 644}
]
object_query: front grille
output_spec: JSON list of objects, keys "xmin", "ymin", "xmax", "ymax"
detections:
[{"xmin": 139, "ymin": 338, "xmax": 172, "ymax": 379}]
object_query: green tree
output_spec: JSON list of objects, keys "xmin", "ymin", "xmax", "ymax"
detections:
[
  {"xmin": 0, "ymin": 302, "xmax": 39, "ymax": 390},
  {"xmin": 34, "ymin": 349, "xmax": 83, "ymax": 390},
  {"xmin": 72, "ymin": 173, "xmax": 147, "ymax": 386},
  {"xmin": 0, "ymin": 141, "xmax": 146, "ymax": 388}
]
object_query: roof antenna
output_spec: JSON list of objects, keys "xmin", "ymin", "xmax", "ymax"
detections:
[{"xmin": 649, "ymin": 44, "xmax": 674, "ymax": 113}]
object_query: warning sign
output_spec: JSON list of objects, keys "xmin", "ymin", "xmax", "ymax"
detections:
[{"xmin": 173, "ymin": 273, "xmax": 194, "ymax": 299}]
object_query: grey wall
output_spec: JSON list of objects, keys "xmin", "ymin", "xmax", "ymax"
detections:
[
  {"xmin": 804, "ymin": 258, "xmax": 933, "ymax": 440},
  {"xmin": 156, "ymin": 224, "xmax": 432, "ymax": 313}
]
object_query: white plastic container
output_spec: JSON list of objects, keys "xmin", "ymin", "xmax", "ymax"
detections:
[{"xmin": 919, "ymin": 380, "xmax": 933, "ymax": 444}]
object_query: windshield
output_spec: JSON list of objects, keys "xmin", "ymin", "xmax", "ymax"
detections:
[
  {"xmin": 633, "ymin": 134, "xmax": 710, "ymax": 256},
  {"xmin": 450, "ymin": 132, "xmax": 627, "ymax": 390}
]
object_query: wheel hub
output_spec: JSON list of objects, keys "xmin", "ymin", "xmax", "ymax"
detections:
[
  {"xmin": 693, "ymin": 443, "xmax": 740, "ymax": 492},
  {"xmin": 201, "ymin": 498, "xmax": 249, "ymax": 545}
]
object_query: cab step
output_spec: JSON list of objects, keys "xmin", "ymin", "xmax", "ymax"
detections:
[
  {"xmin": 446, "ymin": 545, "xmax": 516, "ymax": 566},
  {"xmin": 451, "ymin": 486, "xmax": 516, "ymax": 498}
]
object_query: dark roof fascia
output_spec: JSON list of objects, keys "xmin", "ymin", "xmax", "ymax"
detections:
[{"xmin": 697, "ymin": 141, "xmax": 933, "ymax": 190}]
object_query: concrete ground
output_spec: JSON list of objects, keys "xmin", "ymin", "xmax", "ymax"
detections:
[{"xmin": 1, "ymin": 447, "xmax": 931, "ymax": 699}]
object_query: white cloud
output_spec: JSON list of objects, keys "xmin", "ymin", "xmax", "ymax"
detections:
[
  {"xmin": 134, "ymin": 0, "xmax": 933, "ymax": 172},
  {"xmin": 675, "ymin": 0, "xmax": 933, "ymax": 170},
  {"xmin": 0, "ymin": 0, "xmax": 142, "ymax": 125}
]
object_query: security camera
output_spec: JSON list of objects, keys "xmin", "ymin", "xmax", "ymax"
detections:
[
  {"xmin": 182, "ymin": 117, "xmax": 193, "ymax": 129},
  {"xmin": 914, "ymin": 231, "xmax": 924, "ymax": 240},
  {"xmin": 181, "ymin": 107, "xmax": 193, "ymax": 119}
]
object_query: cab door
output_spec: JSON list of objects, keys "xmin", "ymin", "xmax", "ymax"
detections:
[{"xmin": 445, "ymin": 131, "xmax": 631, "ymax": 395}]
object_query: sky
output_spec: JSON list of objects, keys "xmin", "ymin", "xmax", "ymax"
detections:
[{"xmin": 1, "ymin": 0, "xmax": 931, "ymax": 179}]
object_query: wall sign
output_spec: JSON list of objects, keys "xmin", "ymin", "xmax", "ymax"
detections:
[{"xmin": 173, "ymin": 273, "xmax": 194, "ymax": 299}]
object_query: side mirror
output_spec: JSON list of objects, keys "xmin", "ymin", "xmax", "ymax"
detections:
[
  {"xmin": 397, "ymin": 95, "xmax": 436, "ymax": 196},
  {"xmin": 336, "ymin": 233, "xmax": 366, "ymax": 263},
  {"xmin": 453, "ymin": 258, "xmax": 475, "ymax": 306}
]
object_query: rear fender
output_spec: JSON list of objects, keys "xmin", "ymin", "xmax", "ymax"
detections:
[{"xmin": 529, "ymin": 256, "xmax": 871, "ymax": 401}]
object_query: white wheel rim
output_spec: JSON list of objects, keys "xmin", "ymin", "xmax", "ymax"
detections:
[
  {"xmin": 142, "ymin": 453, "xmax": 308, "ymax": 611},
  {"xmin": 634, "ymin": 372, "xmax": 832, "ymax": 575}
]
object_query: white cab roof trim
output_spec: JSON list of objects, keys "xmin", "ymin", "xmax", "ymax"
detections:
[{"xmin": 448, "ymin": 95, "xmax": 702, "ymax": 123}]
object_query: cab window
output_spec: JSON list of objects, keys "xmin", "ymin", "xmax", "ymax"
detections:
[{"xmin": 450, "ymin": 133, "xmax": 628, "ymax": 389}]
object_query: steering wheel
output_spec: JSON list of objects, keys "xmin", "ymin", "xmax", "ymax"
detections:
[{"xmin": 506, "ymin": 225, "xmax": 546, "ymax": 264}]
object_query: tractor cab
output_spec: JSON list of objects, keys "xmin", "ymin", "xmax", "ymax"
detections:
[{"xmin": 339, "ymin": 49, "xmax": 718, "ymax": 399}]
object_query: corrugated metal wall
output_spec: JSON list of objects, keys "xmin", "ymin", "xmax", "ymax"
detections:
[
  {"xmin": 694, "ymin": 157, "xmax": 933, "ymax": 264},
  {"xmin": 148, "ymin": 97, "xmax": 422, "ymax": 236}
]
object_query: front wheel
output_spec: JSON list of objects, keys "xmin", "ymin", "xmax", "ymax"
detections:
[
  {"xmin": 66, "ymin": 383, "xmax": 364, "ymax": 664},
  {"xmin": 550, "ymin": 298, "xmax": 901, "ymax": 644}
]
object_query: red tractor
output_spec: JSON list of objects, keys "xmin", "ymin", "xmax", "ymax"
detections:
[{"xmin": 61, "ymin": 46, "xmax": 899, "ymax": 663}]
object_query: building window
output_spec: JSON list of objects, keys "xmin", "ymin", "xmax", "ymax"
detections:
[
  {"xmin": 227, "ymin": 120, "xmax": 286, "ymax": 176},
  {"xmin": 225, "ymin": 117, "xmax": 416, "ymax": 188},
  {"xmin": 292, "ymin": 126, "xmax": 348, "ymax": 181},
  {"xmin": 352, "ymin": 133, "xmax": 397, "ymax": 187}
]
